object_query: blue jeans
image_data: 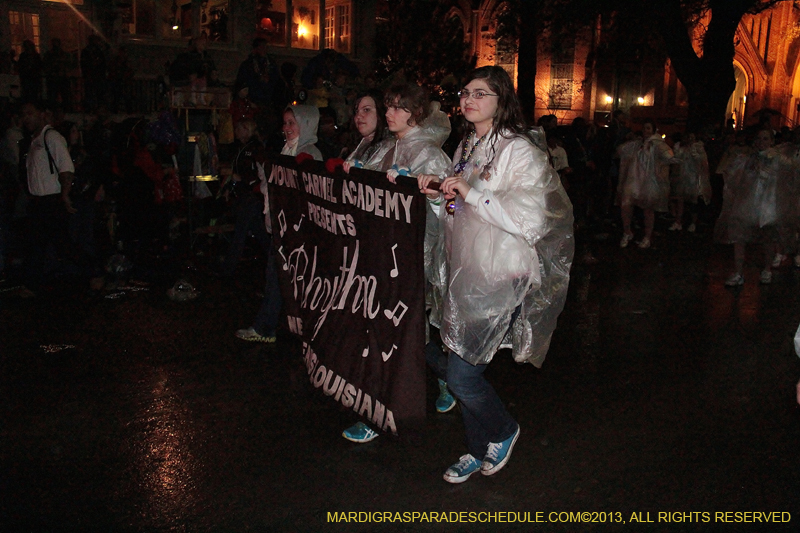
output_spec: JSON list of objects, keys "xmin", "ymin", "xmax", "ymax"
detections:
[
  {"xmin": 426, "ymin": 342, "xmax": 518, "ymax": 459},
  {"xmin": 252, "ymin": 241, "xmax": 282, "ymax": 337},
  {"xmin": 220, "ymin": 194, "xmax": 271, "ymax": 276}
]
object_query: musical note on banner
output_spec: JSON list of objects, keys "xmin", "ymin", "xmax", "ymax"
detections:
[
  {"xmin": 277, "ymin": 246, "xmax": 289, "ymax": 270},
  {"xmin": 383, "ymin": 300, "xmax": 408, "ymax": 326},
  {"xmin": 278, "ymin": 210, "xmax": 287, "ymax": 237},
  {"xmin": 389, "ymin": 244, "xmax": 399, "ymax": 278},
  {"xmin": 382, "ymin": 344, "xmax": 398, "ymax": 362},
  {"xmin": 293, "ymin": 214, "xmax": 305, "ymax": 231}
]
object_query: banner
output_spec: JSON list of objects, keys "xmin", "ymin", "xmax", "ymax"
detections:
[{"xmin": 266, "ymin": 155, "xmax": 428, "ymax": 435}]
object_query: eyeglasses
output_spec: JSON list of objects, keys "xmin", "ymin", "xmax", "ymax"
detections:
[{"xmin": 458, "ymin": 89, "xmax": 498, "ymax": 100}]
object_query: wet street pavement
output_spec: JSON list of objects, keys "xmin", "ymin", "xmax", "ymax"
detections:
[{"xmin": 3, "ymin": 222, "xmax": 800, "ymax": 532}]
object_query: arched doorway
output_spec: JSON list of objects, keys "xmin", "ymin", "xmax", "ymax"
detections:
[
  {"xmin": 725, "ymin": 62, "xmax": 748, "ymax": 129},
  {"xmin": 789, "ymin": 58, "xmax": 800, "ymax": 127}
]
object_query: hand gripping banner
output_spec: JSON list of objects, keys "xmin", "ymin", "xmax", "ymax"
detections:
[{"xmin": 265, "ymin": 155, "xmax": 427, "ymax": 435}]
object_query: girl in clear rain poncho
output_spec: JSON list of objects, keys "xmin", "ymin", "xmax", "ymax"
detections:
[
  {"xmin": 715, "ymin": 129, "xmax": 794, "ymax": 286},
  {"xmin": 342, "ymin": 84, "xmax": 455, "ymax": 445},
  {"xmin": 342, "ymin": 90, "xmax": 393, "ymax": 171},
  {"xmin": 418, "ymin": 66, "xmax": 574, "ymax": 483},
  {"xmin": 669, "ymin": 132, "xmax": 711, "ymax": 233},
  {"xmin": 779, "ymin": 127, "xmax": 800, "ymax": 268},
  {"xmin": 616, "ymin": 119, "xmax": 675, "ymax": 249}
]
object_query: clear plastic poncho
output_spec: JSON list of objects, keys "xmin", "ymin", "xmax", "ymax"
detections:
[
  {"xmin": 377, "ymin": 103, "xmax": 452, "ymax": 299},
  {"xmin": 778, "ymin": 142, "xmax": 800, "ymax": 236},
  {"xmin": 714, "ymin": 148, "xmax": 795, "ymax": 244},
  {"xmin": 616, "ymin": 134, "xmax": 674, "ymax": 212},
  {"xmin": 430, "ymin": 131, "xmax": 574, "ymax": 367},
  {"xmin": 345, "ymin": 136, "xmax": 393, "ymax": 171},
  {"xmin": 715, "ymin": 144, "xmax": 753, "ymax": 175},
  {"xmin": 673, "ymin": 141, "xmax": 712, "ymax": 204}
]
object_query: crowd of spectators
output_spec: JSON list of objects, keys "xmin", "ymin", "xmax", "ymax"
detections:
[{"xmin": 1, "ymin": 33, "xmax": 798, "ymax": 302}]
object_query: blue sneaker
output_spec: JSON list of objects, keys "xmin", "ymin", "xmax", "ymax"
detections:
[
  {"xmin": 342, "ymin": 422, "xmax": 378, "ymax": 443},
  {"xmin": 435, "ymin": 379, "xmax": 456, "ymax": 413},
  {"xmin": 443, "ymin": 454, "xmax": 481, "ymax": 484},
  {"xmin": 481, "ymin": 425, "xmax": 520, "ymax": 475}
]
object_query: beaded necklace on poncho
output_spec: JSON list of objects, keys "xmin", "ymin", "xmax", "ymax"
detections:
[
  {"xmin": 454, "ymin": 129, "xmax": 487, "ymax": 175},
  {"xmin": 447, "ymin": 129, "xmax": 490, "ymax": 215}
]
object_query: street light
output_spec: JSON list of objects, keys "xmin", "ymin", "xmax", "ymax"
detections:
[{"xmin": 637, "ymin": 96, "xmax": 645, "ymax": 105}]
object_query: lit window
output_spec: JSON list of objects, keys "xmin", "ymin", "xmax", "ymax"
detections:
[
  {"xmin": 325, "ymin": 6, "xmax": 334, "ymax": 48},
  {"xmin": 549, "ymin": 40, "xmax": 574, "ymax": 110},
  {"xmin": 258, "ymin": 0, "xmax": 287, "ymax": 47},
  {"xmin": 9, "ymin": 11, "xmax": 40, "ymax": 55},
  {"xmin": 324, "ymin": 1, "xmax": 351, "ymax": 53},
  {"xmin": 292, "ymin": 0, "xmax": 319, "ymax": 50},
  {"xmin": 203, "ymin": 0, "xmax": 231, "ymax": 42},
  {"xmin": 496, "ymin": 36, "xmax": 517, "ymax": 86},
  {"xmin": 118, "ymin": 0, "xmax": 230, "ymax": 42},
  {"xmin": 163, "ymin": 0, "xmax": 193, "ymax": 40}
]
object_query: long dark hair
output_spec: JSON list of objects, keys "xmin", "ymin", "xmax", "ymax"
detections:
[
  {"xmin": 463, "ymin": 66, "xmax": 527, "ymax": 138},
  {"xmin": 354, "ymin": 89, "xmax": 388, "ymax": 148},
  {"xmin": 460, "ymin": 66, "xmax": 530, "ymax": 164}
]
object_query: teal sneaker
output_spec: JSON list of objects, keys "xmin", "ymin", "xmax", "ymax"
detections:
[
  {"xmin": 342, "ymin": 422, "xmax": 379, "ymax": 443},
  {"xmin": 443, "ymin": 454, "xmax": 481, "ymax": 484},
  {"xmin": 435, "ymin": 379, "xmax": 456, "ymax": 413},
  {"xmin": 481, "ymin": 425, "xmax": 520, "ymax": 475}
]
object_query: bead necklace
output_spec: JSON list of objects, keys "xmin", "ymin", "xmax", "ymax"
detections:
[
  {"xmin": 454, "ymin": 129, "xmax": 487, "ymax": 175},
  {"xmin": 447, "ymin": 130, "xmax": 489, "ymax": 215}
]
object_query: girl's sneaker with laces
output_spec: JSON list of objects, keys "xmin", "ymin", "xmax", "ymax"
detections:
[
  {"xmin": 443, "ymin": 454, "xmax": 481, "ymax": 484},
  {"xmin": 481, "ymin": 425, "xmax": 520, "ymax": 475}
]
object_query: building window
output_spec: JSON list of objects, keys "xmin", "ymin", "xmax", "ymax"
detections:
[
  {"xmin": 549, "ymin": 41, "xmax": 574, "ymax": 110},
  {"xmin": 10, "ymin": 11, "xmax": 41, "ymax": 55},
  {"xmin": 496, "ymin": 36, "xmax": 517, "ymax": 86},
  {"xmin": 137, "ymin": 0, "xmax": 157, "ymax": 37},
  {"xmin": 204, "ymin": 0, "xmax": 230, "ymax": 42},
  {"xmin": 258, "ymin": 0, "xmax": 352, "ymax": 52},
  {"xmin": 120, "ymin": 0, "xmax": 231, "ymax": 42},
  {"xmin": 325, "ymin": 1, "xmax": 351, "ymax": 53},
  {"xmin": 258, "ymin": 0, "xmax": 287, "ymax": 47},
  {"xmin": 292, "ymin": 0, "xmax": 320, "ymax": 50}
]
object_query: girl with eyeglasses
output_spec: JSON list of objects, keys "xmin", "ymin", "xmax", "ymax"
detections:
[{"xmin": 418, "ymin": 66, "xmax": 574, "ymax": 483}]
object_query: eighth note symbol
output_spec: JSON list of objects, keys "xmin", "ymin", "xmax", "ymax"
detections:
[
  {"xmin": 293, "ymin": 214, "xmax": 306, "ymax": 231},
  {"xmin": 278, "ymin": 211, "xmax": 288, "ymax": 238},
  {"xmin": 277, "ymin": 246, "xmax": 289, "ymax": 270},
  {"xmin": 389, "ymin": 243, "xmax": 399, "ymax": 278},
  {"xmin": 382, "ymin": 344, "xmax": 398, "ymax": 362},
  {"xmin": 384, "ymin": 300, "xmax": 408, "ymax": 326}
]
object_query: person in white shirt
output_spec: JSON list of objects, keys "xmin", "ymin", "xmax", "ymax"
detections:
[{"xmin": 21, "ymin": 100, "xmax": 75, "ymax": 292}]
